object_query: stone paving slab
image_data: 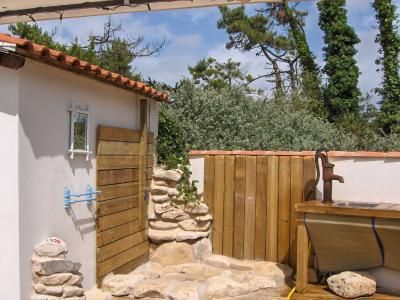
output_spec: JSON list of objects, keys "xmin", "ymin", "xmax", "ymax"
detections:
[{"xmin": 86, "ymin": 241, "xmax": 293, "ymax": 300}]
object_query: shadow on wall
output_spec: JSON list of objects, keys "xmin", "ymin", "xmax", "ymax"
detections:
[
  {"xmin": 67, "ymin": 204, "xmax": 96, "ymax": 239},
  {"xmin": 66, "ymin": 154, "xmax": 93, "ymax": 175}
]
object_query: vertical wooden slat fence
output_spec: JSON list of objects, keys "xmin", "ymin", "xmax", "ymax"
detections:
[{"xmin": 203, "ymin": 153, "xmax": 316, "ymax": 268}]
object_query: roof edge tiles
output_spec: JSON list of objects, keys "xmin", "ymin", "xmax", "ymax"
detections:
[{"xmin": 0, "ymin": 33, "xmax": 169, "ymax": 102}]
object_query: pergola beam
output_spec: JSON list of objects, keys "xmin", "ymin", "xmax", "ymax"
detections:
[{"xmin": 0, "ymin": 0, "xmax": 290, "ymax": 24}]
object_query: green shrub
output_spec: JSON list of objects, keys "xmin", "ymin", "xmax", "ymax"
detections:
[{"xmin": 158, "ymin": 80, "xmax": 400, "ymax": 153}]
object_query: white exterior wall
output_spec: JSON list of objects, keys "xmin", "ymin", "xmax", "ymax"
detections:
[
  {"xmin": 0, "ymin": 66, "xmax": 21, "ymax": 299},
  {"xmin": 189, "ymin": 155, "xmax": 400, "ymax": 204},
  {"xmin": 15, "ymin": 60, "xmax": 158, "ymax": 299},
  {"xmin": 318, "ymin": 157, "xmax": 400, "ymax": 203}
]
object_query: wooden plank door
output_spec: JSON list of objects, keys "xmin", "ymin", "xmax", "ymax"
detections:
[{"xmin": 95, "ymin": 122, "xmax": 153, "ymax": 284}]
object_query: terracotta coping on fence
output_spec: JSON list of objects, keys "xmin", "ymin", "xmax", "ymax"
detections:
[{"xmin": 189, "ymin": 150, "xmax": 400, "ymax": 158}]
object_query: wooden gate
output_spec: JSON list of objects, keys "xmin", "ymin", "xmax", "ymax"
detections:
[
  {"xmin": 203, "ymin": 154, "xmax": 316, "ymax": 268},
  {"xmin": 95, "ymin": 122, "xmax": 154, "ymax": 283}
]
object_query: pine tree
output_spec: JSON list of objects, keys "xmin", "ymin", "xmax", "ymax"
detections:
[
  {"xmin": 373, "ymin": 0, "xmax": 400, "ymax": 134},
  {"xmin": 188, "ymin": 57, "xmax": 250, "ymax": 89},
  {"xmin": 8, "ymin": 18, "xmax": 166, "ymax": 80},
  {"xmin": 218, "ymin": 5, "xmax": 300, "ymax": 92},
  {"xmin": 318, "ymin": 0, "xmax": 361, "ymax": 123}
]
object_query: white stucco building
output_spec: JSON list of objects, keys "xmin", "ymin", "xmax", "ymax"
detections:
[{"xmin": 0, "ymin": 33, "xmax": 167, "ymax": 299}]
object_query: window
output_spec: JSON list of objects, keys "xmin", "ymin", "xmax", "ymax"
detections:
[{"xmin": 68, "ymin": 103, "xmax": 91, "ymax": 160}]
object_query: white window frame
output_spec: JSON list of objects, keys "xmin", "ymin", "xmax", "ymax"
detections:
[{"xmin": 68, "ymin": 103, "xmax": 91, "ymax": 161}]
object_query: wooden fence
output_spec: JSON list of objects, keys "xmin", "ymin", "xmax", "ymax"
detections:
[
  {"xmin": 95, "ymin": 124, "xmax": 153, "ymax": 283},
  {"xmin": 203, "ymin": 154, "xmax": 316, "ymax": 268}
]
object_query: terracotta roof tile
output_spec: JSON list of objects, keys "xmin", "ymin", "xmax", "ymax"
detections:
[{"xmin": 0, "ymin": 33, "xmax": 169, "ymax": 102}]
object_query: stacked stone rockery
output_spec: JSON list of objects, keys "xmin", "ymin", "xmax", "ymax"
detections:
[
  {"xmin": 148, "ymin": 167, "xmax": 213, "ymax": 244},
  {"xmin": 31, "ymin": 238, "xmax": 86, "ymax": 300}
]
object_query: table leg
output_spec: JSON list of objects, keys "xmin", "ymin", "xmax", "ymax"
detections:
[{"xmin": 296, "ymin": 220, "xmax": 309, "ymax": 293}]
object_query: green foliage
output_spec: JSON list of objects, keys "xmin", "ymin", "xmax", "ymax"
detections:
[
  {"xmin": 157, "ymin": 104, "xmax": 200, "ymax": 204},
  {"xmin": 317, "ymin": 0, "xmax": 362, "ymax": 123},
  {"xmin": 177, "ymin": 168, "xmax": 201, "ymax": 205},
  {"xmin": 157, "ymin": 104, "xmax": 188, "ymax": 169},
  {"xmin": 188, "ymin": 57, "xmax": 251, "ymax": 90},
  {"xmin": 282, "ymin": 1, "xmax": 322, "ymax": 102},
  {"xmin": 162, "ymin": 81, "xmax": 400, "ymax": 152},
  {"xmin": 8, "ymin": 20, "xmax": 165, "ymax": 80},
  {"xmin": 373, "ymin": 0, "xmax": 400, "ymax": 134},
  {"xmin": 9, "ymin": 23, "xmax": 69, "ymax": 52}
]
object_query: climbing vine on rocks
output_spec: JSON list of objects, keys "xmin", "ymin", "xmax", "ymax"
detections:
[
  {"xmin": 373, "ymin": 0, "xmax": 400, "ymax": 134},
  {"xmin": 157, "ymin": 104, "xmax": 200, "ymax": 204},
  {"xmin": 317, "ymin": 0, "xmax": 361, "ymax": 123}
]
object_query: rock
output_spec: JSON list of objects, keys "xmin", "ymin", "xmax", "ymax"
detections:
[
  {"xmin": 252, "ymin": 261, "xmax": 292, "ymax": 287},
  {"xmin": 163, "ymin": 280, "xmax": 199, "ymax": 300},
  {"xmin": 194, "ymin": 214, "xmax": 213, "ymax": 222},
  {"xmin": 154, "ymin": 203, "xmax": 173, "ymax": 214},
  {"xmin": 106, "ymin": 296, "xmax": 134, "ymax": 300},
  {"xmin": 204, "ymin": 255, "xmax": 230, "ymax": 269},
  {"xmin": 204, "ymin": 255, "xmax": 252, "ymax": 271},
  {"xmin": 164, "ymin": 263, "xmax": 222, "ymax": 282},
  {"xmin": 153, "ymin": 167, "xmax": 182, "ymax": 182},
  {"xmin": 176, "ymin": 230, "xmax": 210, "ymax": 242},
  {"xmin": 102, "ymin": 273, "xmax": 146, "ymax": 294},
  {"xmin": 248, "ymin": 275, "xmax": 276, "ymax": 292},
  {"xmin": 247, "ymin": 276, "xmax": 276, "ymax": 292},
  {"xmin": 34, "ymin": 273, "xmax": 82, "ymax": 286},
  {"xmin": 179, "ymin": 219, "xmax": 211, "ymax": 232},
  {"xmin": 133, "ymin": 281, "xmax": 164, "ymax": 298},
  {"xmin": 150, "ymin": 242, "xmax": 194, "ymax": 266},
  {"xmin": 148, "ymin": 228, "xmax": 177, "ymax": 244},
  {"xmin": 174, "ymin": 213, "xmax": 192, "ymax": 222},
  {"xmin": 151, "ymin": 194, "xmax": 170, "ymax": 203},
  {"xmin": 327, "ymin": 271, "xmax": 376, "ymax": 299},
  {"xmin": 184, "ymin": 202, "xmax": 209, "ymax": 214},
  {"xmin": 34, "ymin": 238, "xmax": 67, "ymax": 258},
  {"xmin": 161, "ymin": 208, "xmax": 186, "ymax": 220},
  {"xmin": 111, "ymin": 287, "xmax": 129, "ymax": 297},
  {"xmin": 63, "ymin": 286, "xmax": 85, "ymax": 297},
  {"xmin": 151, "ymin": 184, "xmax": 169, "ymax": 195},
  {"xmin": 193, "ymin": 238, "xmax": 212, "ymax": 261},
  {"xmin": 32, "ymin": 257, "xmax": 81, "ymax": 276},
  {"xmin": 33, "ymin": 283, "xmax": 63, "ymax": 296},
  {"xmin": 130, "ymin": 262, "xmax": 165, "ymax": 280},
  {"xmin": 206, "ymin": 275, "xmax": 250, "ymax": 298},
  {"xmin": 31, "ymin": 293, "xmax": 62, "ymax": 300},
  {"xmin": 153, "ymin": 180, "xmax": 169, "ymax": 187},
  {"xmin": 168, "ymin": 188, "xmax": 179, "ymax": 197},
  {"xmin": 150, "ymin": 221, "xmax": 179, "ymax": 230}
]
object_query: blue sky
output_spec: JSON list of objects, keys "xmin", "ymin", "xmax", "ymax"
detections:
[{"xmin": 1, "ymin": 0, "xmax": 399, "ymax": 99}]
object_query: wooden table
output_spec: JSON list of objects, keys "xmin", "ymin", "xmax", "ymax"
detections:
[{"xmin": 295, "ymin": 200, "xmax": 400, "ymax": 293}]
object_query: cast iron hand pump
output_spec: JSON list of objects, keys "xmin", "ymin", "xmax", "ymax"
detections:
[{"xmin": 307, "ymin": 149, "xmax": 344, "ymax": 203}]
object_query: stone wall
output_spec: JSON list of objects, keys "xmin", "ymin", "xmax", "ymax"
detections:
[
  {"xmin": 31, "ymin": 238, "xmax": 85, "ymax": 300},
  {"xmin": 148, "ymin": 167, "xmax": 212, "ymax": 244}
]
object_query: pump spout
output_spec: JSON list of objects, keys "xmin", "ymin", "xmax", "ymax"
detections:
[{"xmin": 331, "ymin": 174, "xmax": 344, "ymax": 183}]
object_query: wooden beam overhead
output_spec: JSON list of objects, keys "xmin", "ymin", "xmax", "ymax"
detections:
[{"xmin": 0, "ymin": 0, "xmax": 287, "ymax": 25}]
